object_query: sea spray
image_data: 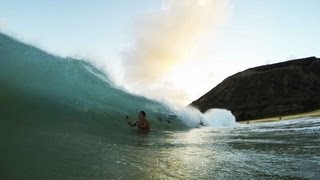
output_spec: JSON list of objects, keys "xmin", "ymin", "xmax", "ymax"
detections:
[{"xmin": 121, "ymin": 0, "xmax": 229, "ymax": 104}]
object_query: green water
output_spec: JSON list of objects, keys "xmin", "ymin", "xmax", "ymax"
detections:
[
  {"xmin": 1, "ymin": 33, "xmax": 319, "ymax": 179},
  {"xmin": 2, "ymin": 118, "xmax": 320, "ymax": 179}
]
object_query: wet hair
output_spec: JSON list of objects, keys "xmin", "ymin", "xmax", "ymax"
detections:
[{"xmin": 140, "ymin": 111, "xmax": 146, "ymax": 116}]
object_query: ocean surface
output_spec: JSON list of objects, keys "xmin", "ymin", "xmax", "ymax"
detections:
[{"xmin": 1, "ymin": 33, "xmax": 320, "ymax": 179}]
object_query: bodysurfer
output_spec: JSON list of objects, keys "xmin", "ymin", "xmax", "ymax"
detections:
[{"xmin": 127, "ymin": 111, "xmax": 150, "ymax": 132}]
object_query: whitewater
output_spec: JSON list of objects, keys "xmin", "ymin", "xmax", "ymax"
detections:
[{"xmin": 1, "ymin": 33, "xmax": 319, "ymax": 179}]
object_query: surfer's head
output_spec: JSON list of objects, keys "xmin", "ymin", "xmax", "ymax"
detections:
[{"xmin": 139, "ymin": 111, "xmax": 146, "ymax": 119}]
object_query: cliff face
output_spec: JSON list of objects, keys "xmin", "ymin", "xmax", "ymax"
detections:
[{"xmin": 191, "ymin": 57, "xmax": 320, "ymax": 121}]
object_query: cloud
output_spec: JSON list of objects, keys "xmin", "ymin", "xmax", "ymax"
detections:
[
  {"xmin": 0, "ymin": 18, "xmax": 3, "ymax": 29},
  {"xmin": 121, "ymin": 0, "xmax": 229, "ymax": 105},
  {"xmin": 0, "ymin": 17, "xmax": 8, "ymax": 30}
]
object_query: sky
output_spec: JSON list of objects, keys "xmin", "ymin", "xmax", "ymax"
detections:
[{"xmin": 1, "ymin": 0, "xmax": 320, "ymax": 106}]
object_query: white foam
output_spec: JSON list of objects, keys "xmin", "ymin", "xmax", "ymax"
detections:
[{"xmin": 176, "ymin": 106, "xmax": 238, "ymax": 128}]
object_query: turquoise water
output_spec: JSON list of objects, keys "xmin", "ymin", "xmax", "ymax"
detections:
[
  {"xmin": 1, "ymin": 33, "xmax": 319, "ymax": 179},
  {"xmin": 2, "ymin": 117, "xmax": 319, "ymax": 179}
]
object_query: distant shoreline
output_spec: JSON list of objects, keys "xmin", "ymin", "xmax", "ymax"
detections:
[
  {"xmin": 191, "ymin": 57, "xmax": 320, "ymax": 122},
  {"xmin": 239, "ymin": 109, "xmax": 320, "ymax": 124}
]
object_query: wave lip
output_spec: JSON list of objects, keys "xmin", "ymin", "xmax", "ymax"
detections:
[
  {"xmin": 0, "ymin": 33, "xmax": 182, "ymax": 131},
  {"xmin": 0, "ymin": 33, "xmax": 237, "ymax": 133}
]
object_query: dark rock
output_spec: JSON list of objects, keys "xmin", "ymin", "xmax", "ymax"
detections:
[{"xmin": 191, "ymin": 57, "xmax": 320, "ymax": 121}]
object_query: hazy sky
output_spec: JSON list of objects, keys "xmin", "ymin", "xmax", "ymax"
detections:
[{"xmin": 1, "ymin": 0, "xmax": 320, "ymax": 105}]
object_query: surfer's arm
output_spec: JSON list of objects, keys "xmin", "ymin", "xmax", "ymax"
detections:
[
  {"xmin": 128, "ymin": 121, "xmax": 137, "ymax": 127},
  {"xmin": 126, "ymin": 116, "xmax": 136, "ymax": 127}
]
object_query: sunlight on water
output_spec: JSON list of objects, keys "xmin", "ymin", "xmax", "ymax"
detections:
[{"xmin": 91, "ymin": 118, "xmax": 320, "ymax": 179}]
